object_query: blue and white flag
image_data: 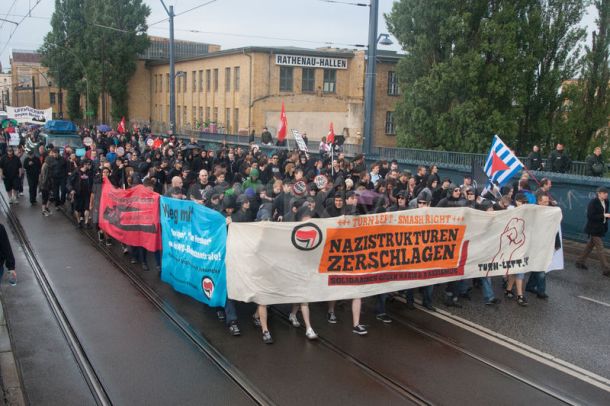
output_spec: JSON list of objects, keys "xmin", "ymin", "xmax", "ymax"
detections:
[
  {"xmin": 483, "ymin": 135, "xmax": 524, "ymax": 188},
  {"xmin": 160, "ymin": 197, "xmax": 227, "ymax": 307}
]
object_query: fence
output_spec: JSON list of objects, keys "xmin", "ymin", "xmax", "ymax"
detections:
[{"xmin": 179, "ymin": 131, "xmax": 610, "ymax": 247}]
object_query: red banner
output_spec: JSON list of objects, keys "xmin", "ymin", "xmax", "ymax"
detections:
[{"xmin": 98, "ymin": 179, "xmax": 161, "ymax": 251}]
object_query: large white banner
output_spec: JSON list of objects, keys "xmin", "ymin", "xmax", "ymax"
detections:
[
  {"xmin": 6, "ymin": 106, "xmax": 52, "ymax": 124},
  {"xmin": 227, "ymin": 205, "xmax": 563, "ymax": 304}
]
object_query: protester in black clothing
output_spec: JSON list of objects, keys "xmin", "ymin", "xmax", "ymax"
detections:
[
  {"xmin": 0, "ymin": 222, "xmax": 16, "ymax": 285},
  {"xmin": 47, "ymin": 148, "xmax": 68, "ymax": 208},
  {"xmin": 0, "ymin": 147, "xmax": 23, "ymax": 204},
  {"xmin": 585, "ymin": 147, "xmax": 606, "ymax": 177},
  {"xmin": 24, "ymin": 149, "xmax": 42, "ymax": 204},
  {"xmin": 527, "ymin": 145, "xmax": 544, "ymax": 171},
  {"xmin": 547, "ymin": 143, "xmax": 572, "ymax": 173}
]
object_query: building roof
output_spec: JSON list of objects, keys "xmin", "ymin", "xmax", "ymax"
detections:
[
  {"xmin": 147, "ymin": 45, "xmax": 356, "ymax": 66},
  {"xmin": 11, "ymin": 50, "xmax": 41, "ymax": 64}
]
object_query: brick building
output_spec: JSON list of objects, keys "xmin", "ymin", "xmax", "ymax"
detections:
[{"xmin": 130, "ymin": 45, "xmax": 402, "ymax": 147}]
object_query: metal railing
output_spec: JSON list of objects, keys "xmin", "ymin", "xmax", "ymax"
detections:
[{"xmin": 154, "ymin": 125, "xmax": 597, "ymax": 177}]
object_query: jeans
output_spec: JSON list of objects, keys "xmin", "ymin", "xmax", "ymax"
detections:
[
  {"xmin": 51, "ymin": 177, "xmax": 67, "ymax": 206},
  {"xmin": 374, "ymin": 293, "xmax": 390, "ymax": 315},
  {"xmin": 406, "ymin": 286, "xmax": 433, "ymax": 305},
  {"xmin": 526, "ymin": 272, "xmax": 546, "ymax": 295},
  {"xmin": 224, "ymin": 298, "xmax": 237, "ymax": 325},
  {"xmin": 481, "ymin": 277, "xmax": 495, "ymax": 302},
  {"xmin": 130, "ymin": 246, "xmax": 147, "ymax": 265}
]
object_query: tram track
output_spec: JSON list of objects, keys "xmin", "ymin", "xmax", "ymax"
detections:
[
  {"xmin": 0, "ymin": 194, "xmax": 112, "ymax": 406},
  {"xmin": 11, "ymin": 196, "xmax": 605, "ymax": 405}
]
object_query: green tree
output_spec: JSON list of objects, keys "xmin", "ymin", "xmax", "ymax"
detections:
[
  {"xmin": 386, "ymin": 0, "xmax": 587, "ymax": 154},
  {"xmin": 558, "ymin": 0, "xmax": 610, "ymax": 159},
  {"xmin": 40, "ymin": 0, "xmax": 150, "ymax": 122}
]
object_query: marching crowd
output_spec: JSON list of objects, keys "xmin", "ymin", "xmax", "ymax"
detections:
[{"xmin": 0, "ymin": 124, "xmax": 608, "ymax": 345}]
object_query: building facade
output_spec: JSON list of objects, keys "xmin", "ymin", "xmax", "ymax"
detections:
[
  {"xmin": 0, "ymin": 72, "xmax": 11, "ymax": 112},
  {"xmin": 10, "ymin": 50, "xmax": 65, "ymax": 118},
  {"xmin": 130, "ymin": 45, "xmax": 402, "ymax": 147}
]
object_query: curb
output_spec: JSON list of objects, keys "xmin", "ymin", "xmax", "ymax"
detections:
[{"xmin": 0, "ymin": 297, "xmax": 25, "ymax": 406}]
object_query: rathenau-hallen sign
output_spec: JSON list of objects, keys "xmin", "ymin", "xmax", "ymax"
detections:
[{"xmin": 275, "ymin": 54, "xmax": 348, "ymax": 69}]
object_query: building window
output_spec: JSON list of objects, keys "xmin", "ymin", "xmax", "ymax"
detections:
[
  {"xmin": 234, "ymin": 108, "xmax": 239, "ymax": 133},
  {"xmin": 199, "ymin": 70, "xmax": 203, "ymax": 92},
  {"xmin": 177, "ymin": 76, "xmax": 181, "ymax": 93},
  {"xmin": 192, "ymin": 106, "xmax": 196, "ymax": 124},
  {"xmin": 50, "ymin": 92, "xmax": 56, "ymax": 104},
  {"xmin": 177, "ymin": 106, "xmax": 181, "ymax": 125},
  {"xmin": 388, "ymin": 71, "xmax": 400, "ymax": 96},
  {"xmin": 183, "ymin": 72, "xmax": 187, "ymax": 92},
  {"xmin": 323, "ymin": 69, "xmax": 336, "ymax": 93},
  {"xmin": 206, "ymin": 69, "xmax": 211, "ymax": 92},
  {"xmin": 192, "ymin": 71, "xmax": 196, "ymax": 92},
  {"xmin": 198, "ymin": 107, "xmax": 203, "ymax": 125},
  {"xmin": 279, "ymin": 66, "xmax": 293, "ymax": 92},
  {"xmin": 206, "ymin": 107, "xmax": 210, "ymax": 121},
  {"xmin": 166, "ymin": 73, "xmax": 170, "ymax": 93},
  {"xmin": 385, "ymin": 111, "xmax": 396, "ymax": 135},
  {"xmin": 225, "ymin": 67, "xmax": 231, "ymax": 92},
  {"xmin": 213, "ymin": 69, "xmax": 219, "ymax": 92},
  {"xmin": 183, "ymin": 105, "xmax": 187, "ymax": 126},
  {"xmin": 225, "ymin": 108, "xmax": 231, "ymax": 131},
  {"xmin": 234, "ymin": 67, "xmax": 240, "ymax": 91},
  {"xmin": 213, "ymin": 107, "xmax": 218, "ymax": 122},
  {"xmin": 302, "ymin": 68, "xmax": 315, "ymax": 92}
]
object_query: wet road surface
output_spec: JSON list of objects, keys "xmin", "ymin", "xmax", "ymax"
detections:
[{"xmin": 1, "ymin": 193, "xmax": 609, "ymax": 405}]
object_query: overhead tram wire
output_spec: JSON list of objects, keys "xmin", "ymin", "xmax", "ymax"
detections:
[
  {"xmin": 148, "ymin": 25, "xmax": 361, "ymax": 49},
  {"xmin": 0, "ymin": 0, "xmax": 45, "ymax": 59},
  {"xmin": 316, "ymin": 0, "xmax": 369, "ymax": 6},
  {"xmin": 149, "ymin": 0, "xmax": 220, "ymax": 27},
  {"xmin": 0, "ymin": 0, "xmax": 19, "ymax": 30}
]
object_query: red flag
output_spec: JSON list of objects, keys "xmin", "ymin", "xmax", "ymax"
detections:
[
  {"xmin": 490, "ymin": 151, "xmax": 510, "ymax": 175},
  {"xmin": 327, "ymin": 122, "xmax": 335, "ymax": 144},
  {"xmin": 117, "ymin": 117, "xmax": 126, "ymax": 134},
  {"xmin": 277, "ymin": 102, "xmax": 287, "ymax": 142},
  {"xmin": 98, "ymin": 179, "xmax": 161, "ymax": 251}
]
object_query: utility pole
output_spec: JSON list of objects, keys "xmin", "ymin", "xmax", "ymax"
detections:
[
  {"xmin": 363, "ymin": 0, "xmax": 379, "ymax": 156},
  {"xmin": 32, "ymin": 75, "xmax": 36, "ymax": 108},
  {"xmin": 160, "ymin": 1, "xmax": 176, "ymax": 134}
]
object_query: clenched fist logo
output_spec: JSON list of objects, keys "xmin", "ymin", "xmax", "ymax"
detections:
[{"xmin": 492, "ymin": 218, "xmax": 526, "ymax": 264}]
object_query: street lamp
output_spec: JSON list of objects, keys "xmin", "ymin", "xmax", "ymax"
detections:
[
  {"xmin": 362, "ymin": 0, "xmax": 393, "ymax": 156},
  {"xmin": 159, "ymin": 0, "xmax": 177, "ymax": 134}
]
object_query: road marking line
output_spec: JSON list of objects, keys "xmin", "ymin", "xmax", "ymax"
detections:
[
  {"xmin": 399, "ymin": 297, "xmax": 610, "ymax": 393},
  {"xmin": 577, "ymin": 295, "xmax": 610, "ymax": 307}
]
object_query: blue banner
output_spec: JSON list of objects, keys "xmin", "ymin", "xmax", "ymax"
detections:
[{"xmin": 160, "ymin": 196, "xmax": 227, "ymax": 307}]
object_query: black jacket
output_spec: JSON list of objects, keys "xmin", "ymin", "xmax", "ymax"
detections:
[
  {"xmin": 0, "ymin": 224, "xmax": 15, "ymax": 270},
  {"xmin": 584, "ymin": 197, "xmax": 609, "ymax": 237},
  {"xmin": 585, "ymin": 154, "xmax": 606, "ymax": 177}
]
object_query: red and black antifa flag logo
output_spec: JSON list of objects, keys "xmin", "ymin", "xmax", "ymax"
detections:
[{"xmin": 292, "ymin": 223, "xmax": 323, "ymax": 251}]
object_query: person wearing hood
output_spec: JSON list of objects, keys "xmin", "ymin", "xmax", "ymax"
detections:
[
  {"xmin": 243, "ymin": 168, "xmax": 262, "ymax": 190},
  {"xmin": 436, "ymin": 184, "xmax": 466, "ymax": 207}
]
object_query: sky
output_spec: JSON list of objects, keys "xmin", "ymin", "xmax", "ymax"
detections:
[{"xmin": 0, "ymin": 0, "xmax": 598, "ymax": 72}]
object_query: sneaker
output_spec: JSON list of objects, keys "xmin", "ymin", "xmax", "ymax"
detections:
[
  {"xmin": 97, "ymin": 231, "xmax": 104, "ymax": 242},
  {"xmin": 536, "ymin": 293, "xmax": 549, "ymax": 299},
  {"xmin": 122, "ymin": 247, "xmax": 129, "ymax": 255},
  {"xmin": 105, "ymin": 240, "xmax": 112, "ymax": 247},
  {"xmin": 327, "ymin": 312, "xmax": 337, "ymax": 324},
  {"xmin": 352, "ymin": 324, "xmax": 368, "ymax": 335},
  {"xmin": 485, "ymin": 298, "xmax": 501, "ymax": 305},
  {"xmin": 7, "ymin": 271, "xmax": 16, "ymax": 286},
  {"xmin": 405, "ymin": 301, "xmax": 416, "ymax": 310},
  {"xmin": 288, "ymin": 313, "xmax": 300, "ymax": 328},
  {"xmin": 229, "ymin": 322, "xmax": 241, "ymax": 336},
  {"xmin": 423, "ymin": 302, "xmax": 436, "ymax": 312},
  {"xmin": 142, "ymin": 263, "xmax": 149, "ymax": 271},
  {"xmin": 216, "ymin": 311, "xmax": 226, "ymax": 321},
  {"xmin": 42, "ymin": 210, "xmax": 50, "ymax": 217},
  {"xmin": 575, "ymin": 262, "xmax": 588, "ymax": 270},
  {"xmin": 517, "ymin": 296, "xmax": 528, "ymax": 306},
  {"xmin": 262, "ymin": 331, "xmax": 273, "ymax": 344},
  {"xmin": 305, "ymin": 328, "xmax": 318, "ymax": 340},
  {"xmin": 18, "ymin": 192, "xmax": 23, "ymax": 197},
  {"xmin": 252, "ymin": 316, "xmax": 261, "ymax": 327},
  {"xmin": 130, "ymin": 258, "xmax": 137, "ymax": 264},
  {"xmin": 504, "ymin": 290, "xmax": 515, "ymax": 299},
  {"xmin": 376, "ymin": 313, "xmax": 392, "ymax": 323}
]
